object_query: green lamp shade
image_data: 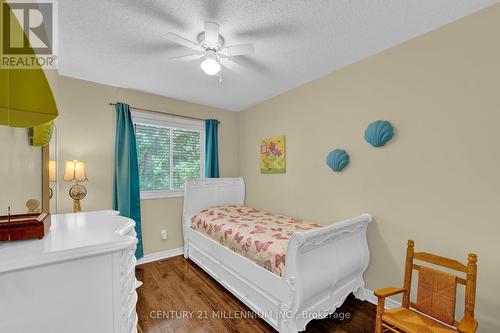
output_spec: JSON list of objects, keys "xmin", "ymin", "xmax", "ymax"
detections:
[
  {"xmin": 0, "ymin": 69, "xmax": 59, "ymax": 128},
  {"xmin": 0, "ymin": 0, "xmax": 58, "ymax": 128}
]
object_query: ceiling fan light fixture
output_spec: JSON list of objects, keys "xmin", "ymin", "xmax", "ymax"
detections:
[
  {"xmin": 167, "ymin": 21, "xmax": 254, "ymax": 78},
  {"xmin": 200, "ymin": 51, "xmax": 221, "ymax": 76}
]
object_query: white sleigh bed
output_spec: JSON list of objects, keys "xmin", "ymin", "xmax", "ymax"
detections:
[{"xmin": 182, "ymin": 177, "xmax": 372, "ymax": 333}]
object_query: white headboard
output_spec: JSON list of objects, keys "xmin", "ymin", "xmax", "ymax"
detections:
[{"xmin": 182, "ymin": 177, "xmax": 245, "ymax": 227}]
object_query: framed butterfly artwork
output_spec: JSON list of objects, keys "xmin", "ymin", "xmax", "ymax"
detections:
[{"xmin": 260, "ymin": 135, "xmax": 286, "ymax": 174}]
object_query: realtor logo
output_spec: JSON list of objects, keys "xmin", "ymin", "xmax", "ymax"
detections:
[{"xmin": 1, "ymin": 0, "xmax": 57, "ymax": 68}]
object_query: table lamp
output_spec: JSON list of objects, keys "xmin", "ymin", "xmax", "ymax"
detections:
[{"xmin": 63, "ymin": 160, "xmax": 88, "ymax": 213}]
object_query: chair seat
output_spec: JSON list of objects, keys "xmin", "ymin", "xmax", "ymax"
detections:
[{"xmin": 382, "ymin": 307, "xmax": 457, "ymax": 333}]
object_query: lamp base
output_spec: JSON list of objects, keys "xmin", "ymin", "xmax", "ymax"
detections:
[
  {"xmin": 69, "ymin": 183, "xmax": 87, "ymax": 213},
  {"xmin": 73, "ymin": 199, "xmax": 82, "ymax": 213}
]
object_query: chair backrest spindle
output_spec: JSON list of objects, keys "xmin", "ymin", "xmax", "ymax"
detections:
[
  {"xmin": 464, "ymin": 253, "xmax": 478, "ymax": 321},
  {"xmin": 402, "ymin": 239, "xmax": 414, "ymax": 308}
]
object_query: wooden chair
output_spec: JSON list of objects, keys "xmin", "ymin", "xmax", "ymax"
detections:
[{"xmin": 374, "ymin": 240, "xmax": 478, "ymax": 333}]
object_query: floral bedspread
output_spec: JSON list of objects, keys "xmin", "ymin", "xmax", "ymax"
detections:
[{"xmin": 191, "ymin": 205, "xmax": 323, "ymax": 277}]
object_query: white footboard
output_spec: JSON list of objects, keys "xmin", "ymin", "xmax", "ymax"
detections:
[{"xmin": 280, "ymin": 214, "xmax": 372, "ymax": 332}]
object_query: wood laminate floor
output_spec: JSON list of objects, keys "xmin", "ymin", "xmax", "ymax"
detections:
[{"xmin": 136, "ymin": 256, "xmax": 375, "ymax": 333}]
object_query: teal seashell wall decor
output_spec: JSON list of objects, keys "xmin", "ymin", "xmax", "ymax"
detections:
[
  {"xmin": 326, "ymin": 149, "xmax": 350, "ymax": 172},
  {"xmin": 364, "ymin": 120, "xmax": 394, "ymax": 147}
]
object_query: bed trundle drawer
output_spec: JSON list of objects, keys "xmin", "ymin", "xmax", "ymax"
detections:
[
  {"xmin": 218, "ymin": 264, "xmax": 280, "ymax": 327},
  {"xmin": 189, "ymin": 242, "xmax": 281, "ymax": 328},
  {"xmin": 189, "ymin": 243, "xmax": 222, "ymax": 279}
]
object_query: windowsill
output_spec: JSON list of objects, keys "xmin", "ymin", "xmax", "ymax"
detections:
[{"xmin": 140, "ymin": 190, "xmax": 184, "ymax": 200}]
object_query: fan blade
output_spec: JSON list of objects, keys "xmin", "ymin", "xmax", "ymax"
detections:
[
  {"xmin": 166, "ymin": 32, "xmax": 202, "ymax": 51},
  {"xmin": 234, "ymin": 55, "xmax": 269, "ymax": 73},
  {"xmin": 170, "ymin": 53, "xmax": 204, "ymax": 61},
  {"xmin": 220, "ymin": 58, "xmax": 244, "ymax": 73},
  {"xmin": 205, "ymin": 22, "xmax": 220, "ymax": 48},
  {"xmin": 234, "ymin": 22, "xmax": 298, "ymax": 39},
  {"xmin": 220, "ymin": 43, "xmax": 254, "ymax": 57}
]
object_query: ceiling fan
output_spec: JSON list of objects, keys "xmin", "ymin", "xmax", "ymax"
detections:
[{"xmin": 166, "ymin": 22, "xmax": 255, "ymax": 79}]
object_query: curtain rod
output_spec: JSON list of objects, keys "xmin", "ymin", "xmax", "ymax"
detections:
[{"xmin": 108, "ymin": 102, "xmax": 208, "ymax": 122}]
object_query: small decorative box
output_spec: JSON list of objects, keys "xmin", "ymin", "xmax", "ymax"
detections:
[{"xmin": 0, "ymin": 212, "xmax": 51, "ymax": 241}]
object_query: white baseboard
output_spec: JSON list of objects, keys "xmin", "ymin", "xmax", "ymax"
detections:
[
  {"xmin": 364, "ymin": 288, "xmax": 401, "ymax": 309},
  {"xmin": 136, "ymin": 247, "xmax": 184, "ymax": 265}
]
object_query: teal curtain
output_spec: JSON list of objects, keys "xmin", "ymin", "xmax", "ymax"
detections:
[
  {"xmin": 113, "ymin": 102, "xmax": 143, "ymax": 259},
  {"xmin": 205, "ymin": 119, "xmax": 220, "ymax": 178}
]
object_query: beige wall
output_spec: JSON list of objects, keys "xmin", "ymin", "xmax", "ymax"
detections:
[
  {"xmin": 46, "ymin": 72, "xmax": 239, "ymax": 255},
  {"xmin": 238, "ymin": 5, "xmax": 500, "ymax": 331}
]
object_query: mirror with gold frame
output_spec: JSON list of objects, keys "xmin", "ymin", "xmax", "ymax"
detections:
[{"xmin": 0, "ymin": 126, "xmax": 56, "ymax": 215}]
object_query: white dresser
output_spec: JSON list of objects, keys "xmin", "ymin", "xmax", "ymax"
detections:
[{"xmin": 0, "ymin": 210, "xmax": 139, "ymax": 333}]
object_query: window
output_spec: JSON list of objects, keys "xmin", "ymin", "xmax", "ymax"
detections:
[{"xmin": 132, "ymin": 111, "xmax": 205, "ymax": 199}]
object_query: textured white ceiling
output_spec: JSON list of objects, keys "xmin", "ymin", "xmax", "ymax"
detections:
[{"xmin": 58, "ymin": 0, "xmax": 498, "ymax": 111}]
